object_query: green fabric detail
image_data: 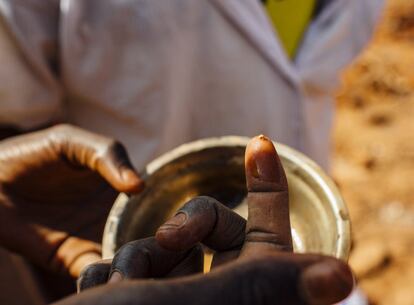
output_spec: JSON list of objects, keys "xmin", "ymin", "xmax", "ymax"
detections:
[{"xmin": 264, "ymin": 0, "xmax": 316, "ymax": 58}]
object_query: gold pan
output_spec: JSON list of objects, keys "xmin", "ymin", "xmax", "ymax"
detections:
[{"xmin": 102, "ymin": 136, "xmax": 351, "ymax": 261}]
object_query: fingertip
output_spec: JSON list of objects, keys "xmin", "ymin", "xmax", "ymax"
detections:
[
  {"xmin": 97, "ymin": 142, "xmax": 144, "ymax": 193},
  {"xmin": 77, "ymin": 260, "xmax": 112, "ymax": 292},
  {"xmin": 299, "ymin": 259, "xmax": 354, "ymax": 305},
  {"xmin": 108, "ymin": 271, "xmax": 123, "ymax": 284},
  {"xmin": 120, "ymin": 169, "xmax": 145, "ymax": 194},
  {"xmin": 156, "ymin": 213, "xmax": 190, "ymax": 251},
  {"xmin": 245, "ymin": 135, "xmax": 286, "ymax": 192}
]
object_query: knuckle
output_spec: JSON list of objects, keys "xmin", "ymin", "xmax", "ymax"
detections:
[
  {"xmin": 111, "ymin": 239, "xmax": 155, "ymax": 278},
  {"xmin": 245, "ymin": 231, "xmax": 292, "ymax": 251},
  {"xmin": 91, "ymin": 138, "xmax": 125, "ymax": 168},
  {"xmin": 48, "ymin": 124, "xmax": 77, "ymax": 143},
  {"xmin": 113, "ymin": 239, "xmax": 153, "ymax": 264},
  {"xmin": 114, "ymin": 243, "xmax": 140, "ymax": 262},
  {"xmin": 181, "ymin": 196, "xmax": 218, "ymax": 214},
  {"xmin": 50, "ymin": 123, "xmax": 75, "ymax": 133},
  {"xmin": 79, "ymin": 263, "xmax": 101, "ymax": 278},
  {"xmin": 106, "ymin": 139, "xmax": 126, "ymax": 154},
  {"xmin": 78, "ymin": 263, "xmax": 110, "ymax": 291},
  {"xmin": 46, "ymin": 124, "xmax": 74, "ymax": 149},
  {"xmin": 101, "ymin": 139, "xmax": 129, "ymax": 162}
]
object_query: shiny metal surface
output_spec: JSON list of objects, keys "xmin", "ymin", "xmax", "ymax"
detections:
[{"xmin": 102, "ymin": 136, "xmax": 351, "ymax": 260}]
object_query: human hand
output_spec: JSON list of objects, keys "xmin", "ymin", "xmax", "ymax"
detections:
[
  {"xmin": 0, "ymin": 124, "xmax": 143, "ymax": 278},
  {"xmin": 70, "ymin": 135, "xmax": 353, "ymax": 305}
]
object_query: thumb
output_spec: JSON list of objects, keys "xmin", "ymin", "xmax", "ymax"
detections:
[
  {"xmin": 54, "ymin": 255, "xmax": 354, "ymax": 305},
  {"xmin": 242, "ymin": 135, "xmax": 292, "ymax": 256}
]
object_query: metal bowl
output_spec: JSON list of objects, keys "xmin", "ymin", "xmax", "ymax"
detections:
[{"xmin": 102, "ymin": 136, "xmax": 351, "ymax": 260}]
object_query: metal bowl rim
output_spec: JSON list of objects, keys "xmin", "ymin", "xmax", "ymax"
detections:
[{"xmin": 102, "ymin": 136, "xmax": 351, "ymax": 260}]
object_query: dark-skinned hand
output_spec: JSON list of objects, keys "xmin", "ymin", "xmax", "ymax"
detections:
[
  {"xmin": 62, "ymin": 135, "xmax": 353, "ymax": 305},
  {"xmin": 0, "ymin": 124, "xmax": 143, "ymax": 278}
]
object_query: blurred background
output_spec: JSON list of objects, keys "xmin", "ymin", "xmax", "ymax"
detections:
[{"xmin": 333, "ymin": 0, "xmax": 414, "ymax": 304}]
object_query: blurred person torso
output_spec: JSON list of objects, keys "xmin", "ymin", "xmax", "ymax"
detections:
[{"xmin": 0, "ymin": 0, "xmax": 383, "ymax": 169}]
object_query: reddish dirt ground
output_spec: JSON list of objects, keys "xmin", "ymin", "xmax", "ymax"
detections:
[{"xmin": 333, "ymin": 1, "xmax": 414, "ymax": 304}]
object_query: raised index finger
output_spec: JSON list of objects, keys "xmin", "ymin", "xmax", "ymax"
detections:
[{"xmin": 241, "ymin": 135, "xmax": 293, "ymax": 256}]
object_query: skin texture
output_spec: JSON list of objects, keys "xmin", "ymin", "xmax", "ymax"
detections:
[
  {"xmin": 66, "ymin": 135, "xmax": 354, "ymax": 305},
  {"xmin": 0, "ymin": 124, "xmax": 143, "ymax": 278}
]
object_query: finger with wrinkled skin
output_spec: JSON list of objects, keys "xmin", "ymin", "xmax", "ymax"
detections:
[
  {"xmin": 107, "ymin": 237, "xmax": 203, "ymax": 284},
  {"xmin": 0, "ymin": 124, "xmax": 143, "ymax": 281},
  {"xmin": 0, "ymin": 124, "xmax": 144, "ymax": 194},
  {"xmin": 48, "ymin": 124, "xmax": 144, "ymax": 194},
  {"xmin": 78, "ymin": 259, "xmax": 112, "ymax": 292},
  {"xmin": 242, "ymin": 135, "xmax": 293, "ymax": 256},
  {"xmin": 56, "ymin": 253, "xmax": 353, "ymax": 305},
  {"xmin": 156, "ymin": 196, "xmax": 246, "ymax": 253}
]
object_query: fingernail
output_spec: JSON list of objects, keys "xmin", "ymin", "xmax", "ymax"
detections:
[
  {"xmin": 300, "ymin": 261, "xmax": 354, "ymax": 305},
  {"xmin": 108, "ymin": 271, "xmax": 123, "ymax": 284},
  {"xmin": 155, "ymin": 212, "xmax": 189, "ymax": 251},
  {"xmin": 158, "ymin": 212, "xmax": 187, "ymax": 230},
  {"xmin": 121, "ymin": 169, "xmax": 144, "ymax": 193},
  {"xmin": 245, "ymin": 135, "xmax": 285, "ymax": 192}
]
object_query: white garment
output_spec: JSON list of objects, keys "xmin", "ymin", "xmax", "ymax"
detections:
[{"xmin": 0, "ymin": 0, "xmax": 384, "ymax": 170}]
